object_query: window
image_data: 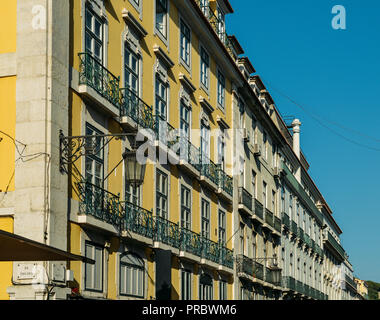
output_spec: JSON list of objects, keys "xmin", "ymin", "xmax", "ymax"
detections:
[
  {"xmin": 181, "ymin": 185, "xmax": 191, "ymax": 229},
  {"xmin": 252, "ymin": 117, "xmax": 256, "ymax": 144},
  {"xmin": 219, "ymin": 280, "xmax": 227, "ymax": 300},
  {"xmin": 156, "ymin": 170, "xmax": 168, "ymax": 219},
  {"xmin": 200, "ymin": 47, "xmax": 209, "ymax": 89},
  {"xmin": 124, "ymin": 47, "xmax": 139, "ymax": 93},
  {"xmin": 218, "ymin": 210, "xmax": 226, "ymax": 244},
  {"xmin": 281, "ymin": 186, "xmax": 285, "ymax": 213},
  {"xmin": 85, "ymin": 124, "xmax": 104, "ymax": 188},
  {"xmin": 263, "ymin": 181, "xmax": 267, "ymax": 209},
  {"xmin": 289, "ymin": 194, "xmax": 293, "ymax": 220},
  {"xmin": 199, "ymin": 0, "xmax": 209, "ymax": 16},
  {"xmin": 200, "ymin": 123, "xmax": 210, "ymax": 160},
  {"xmin": 199, "ymin": 273, "xmax": 213, "ymax": 300},
  {"xmin": 85, "ymin": 6, "xmax": 103, "ymax": 62},
  {"xmin": 201, "ymin": 199, "xmax": 210, "ymax": 239},
  {"xmin": 85, "ymin": 242, "xmax": 104, "ymax": 292},
  {"xmin": 180, "ymin": 20, "xmax": 191, "ymax": 67},
  {"xmin": 252, "ymin": 170, "xmax": 256, "ymax": 198},
  {"xmin": 217, "ymin": 129, "xmax": 225, "ymax": 170},
  {"xmin": 263, "ymin": 131, "xmax": 267, "ymax": 160},
  {"xmin": 272, "ymin": 144, "xmax": 276, "ymax": 167},
  {"xmin": 217, "ymin": 71, "xmax": 225, "ymax": 109},
  {"xmin": 155, "ymin": 75, "xmax": 167, "ymax": 120},
  {"xmin": 120, "ymin": 253, "xmax": 144, "ymax": 298},
  {"xmin": 126, "ymin": 184, "xmax": 140, "ymax": 206},
  {"xmin": 180, "ymin": 102, "xmax": 190, "ymax": 141},
  {"xmin": 181, "ymin": 269, "xmax": 192, "ymax": 300},
  {"xmin": 217, "ymin": 5, "xmax": 225, "ymax": 40},
  {"xmin": 272, "ymin": 190, "xmax": 276, "ymax": 213},
  {"xmin": 156, "ymin": 0, "xmax": 168, "ymax": 38},
  {"xmin": 252, "ymin": 231, "xmax": 257, "ymax": 260},
  {"xmin": 240, "ymin": 223, "xmax": 245, "ymax": 255}
]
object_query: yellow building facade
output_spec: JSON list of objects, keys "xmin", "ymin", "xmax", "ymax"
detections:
[{"xmin": 0, "ymin": 0, "xmax": 354, "ymax": 301}]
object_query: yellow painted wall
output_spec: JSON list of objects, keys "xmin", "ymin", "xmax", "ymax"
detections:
[
  {"xmin": 69, "ymin": 0, "xmax": 234, "ymax": 299},
  {"xmin": 0, "ymin": 1, "xmax": 17, "ymax": 53},
  {"xmin": 0, "ymin": 76, "xmax": 16, "ymax": 192},
  {"xmin": 0, "ymin": 216, "xmax": 14, "ymax": 300}
]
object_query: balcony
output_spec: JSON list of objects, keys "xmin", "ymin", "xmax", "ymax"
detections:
[
  {"xmin": 122, "ymin": 201, "xmax": 154, "ymax": 243},
  {"xmin": 154, "ymin": 115, "xmax": 181, "ymax": 162},
  {"xmin": 252, "ymin": 261, "xmax": 264, "ymax": 282},
  {"xmin": 323, "ymin": 231, "xmax": 345, "ymax": 261},
  {"xmin": 281, "ymin": 212, "xmax": 290, "ymax": 229},
  {"xmin": 295, "ymin": 280, "xmax": 304, "ymax": 295},
  {"xmin": 78, "ymin": 52, "xmax": 120, "ymax": 116},
  {"xmin": 274, "ymin": 216, "xmax": 282, "ymax": 234},
  {"xmin": 263, "ymin": 208, "xmax": 274, "ymax": 231},
  {"xmin": 119, "ymin": 87, "xmax": 155, "ymax": 130},
  {"xmin": 218, "ymin": 169, "xmax": 233, "ymax": 201},
  {"xmin": 304, "ymin": 234, "xmax": 312, "ymax": 248},
  {"xmin": 298, "ymin": 227, "xmax": 305, "ymax": 243},
  {"xmin": 121, "ymin": 204, "xmax": 234, "ymax": 270},
  {"xmin": 193, "ymin": 1, "xmax": 235, "ymax": 59},
  {"xmin": 236, "ymin": 254, "xmax": 254, "ymax": 279},
  {"xmin": 76, "ymin": 181, "xmax": 122, "ymax": 233},
  {"xmin": 153, "ymin": 216, "xmax": 181, "ymax": 250},
  {"xmin": 291, "ymin": 221, "xmax": 298, "ymax": 236},
  {"xmin": 178, "ymin": 138, "xmax": 202, "ymax": 177},
  {"xmin": 253, "ymin": 199, "xmax": 264, "ymax": 222},
  {"xmin": 345, "ymin": 274, "xmax": 357, "ymax": 291},
  {"xmin": 238, "ymin": 187, "xmax": 253, "ymax": 216},
  {"xmin": 265, "ymin": 267, "xmax": 282, "ymax": 287},
  {"xmin": 200, "ymin": 153, "xmax": 221, "ymax": 191},
  {"xmin": 282, "ymin": 276, "xmax": 296, "ymax": 291}
]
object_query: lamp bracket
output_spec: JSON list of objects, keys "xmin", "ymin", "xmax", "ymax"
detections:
[{"xmin": 59, "ymin": 130, "xmax": 137, "ymax": 175}]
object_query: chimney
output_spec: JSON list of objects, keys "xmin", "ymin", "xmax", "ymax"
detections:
[{"xmin": 291, "ymin": 119, "xmax": 302, "ymax": 182}]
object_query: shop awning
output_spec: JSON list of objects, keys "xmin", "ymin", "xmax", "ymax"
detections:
[{"xmin": 0, "ymin": 230, "xmax": 94, "ymax": 264}]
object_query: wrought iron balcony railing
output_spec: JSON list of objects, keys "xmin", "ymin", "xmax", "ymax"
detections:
[
  {"xmin": 122, "ymin": 203, "xmax": 233, "ymax": 268},
  {"xmin": 324, "ymin": 231, "xmax": 345, "ymax": 260},
  {"xmin": 298, "ymin": 227, "xmax": 305, "ymax": 243},
  {"xmin": 282, "ymin": 276, "xmax": 296, "ymax": 291},
  {"xmin": 178, "ymin": 138, "xmax": 202, "ymax": 173},
  {"xmin": 119, "ymin": 87, "xmax": 155, "ymax": 130},
  {"xmin": 345, "ymin": 274, "xmax": 357, "ymax": 289},
  {"xmin": 254, "ymin": 199, "xmax": 264, "ymax": 220},
  {"xmin": 154, "ymin": 216, "xmax": 181, "ymax": 248},
  {"xmin": 296, "ymin": 280, "xmax": 304, "ymax": 295},
  {"xmin": 155, "ymin": 115, "xmax": 180, "ymax": 150},
  {"xmin": 193, "ymin": 1, "xmax": 234, "ymax": 58},
  {"xmin": 304, "ymin": 233, "xmax": 312, "ymax": 248},
  {"xmin": 180, "ymin": 227, "xmax": 203, "ymax": 257},
  {"xmin": 200, "ymin": 152, "xmax": 221, "ymax": 187},
  {"xmin": 236, "ymin": 254, "xmax": 253, "ymax": 276},
  {"xmin": 291, "ymin": 221, "xmax": 298, "ymax": 235},
  {"xmin": 274, "ymin": 216, "xmax": 282, "ymax": 233},
  {"xmin": 123, "ymin": 201, "xmax": 154, "ymax": 238},
  {"xmin": 219, "ymin": 245, "xmax": 234, "ymax": 269},
  {"xmin": 77, "ymin": 181, "xmax": 123, "ymax": 227},
  {"xmin": 252, "ymin": 261, "xmax": 264, "ymax": 281},
  {"xmin": 238, "ymin": 187, "xmax": 253, "ymax": 211},
  {"xmin": 281, "ymin": 212, "xmax": 290, "ymax": 229},
  {"xmin": 219, "ymin": 169, "xmax": 233, "ymax": 197},
  {"xmin": 78, "ymin": 52, "xmax": 120, "ymax": 107},
  {"xmin": 264, "ymin": 208, "xmax": 274, "ymax": 228}
]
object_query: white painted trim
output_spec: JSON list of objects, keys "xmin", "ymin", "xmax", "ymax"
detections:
[{"xmin": 0, "ymin": 208, "xmax": 15, "ymax": 216}]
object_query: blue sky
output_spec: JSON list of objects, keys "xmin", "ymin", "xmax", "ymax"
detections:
[{"xmin": 227, "ymin": 0, "xmax": 380, "ymax": 282}]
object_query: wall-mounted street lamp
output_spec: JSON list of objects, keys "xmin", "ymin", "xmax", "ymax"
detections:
[
  {"xmin": 59, "ymin": 130, "xmax": 146, "ymax": 186},
  {"xmin": 253, "ymin": 254, "xmax": 282, "ymax": 286}
]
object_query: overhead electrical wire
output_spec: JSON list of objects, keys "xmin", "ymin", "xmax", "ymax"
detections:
[{"xmin": 260, "ymin": 77, "xmax": 380, "ymax": 152}]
